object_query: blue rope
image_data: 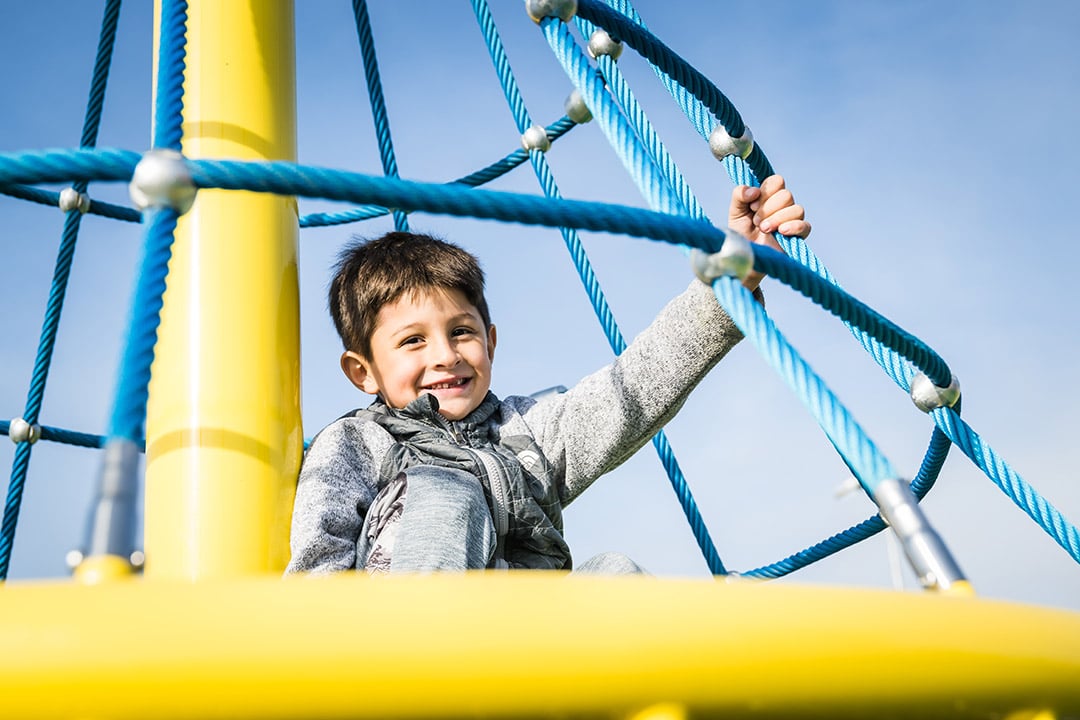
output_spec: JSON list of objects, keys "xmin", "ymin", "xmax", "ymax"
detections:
[
  {"xmin": 932, "ymin": 406, "xmax": 1080, "ymax": 564},
  {"xmin": 533, "ymin": 9, "xmax": 928, "ymax": 556},
  {"xmin": 710, "ymin": 275, "xmax": 897, "ymax": 491},
  {"xmin": 0, "ymin": 183, "xmax": 141, "ymax": 222},
  {"xmin": 153, "ymin": 0, "xmax": 187, "ymax": 152},
  {"xmin": 2, "ymin": 4, "xmax": 1074, "ymax": 577},
  {"xmin": 0, "ymin": 183, "xmax": 58, "ymax": 208},
  {"xmin": 0, "ymin": 419, "xmax": 126, "ymax": 452},
  {"xmin": 106, "ymin": 209, "xmax": 180, "ymax": 442},
  {"xmin": 298, "ymin": 116, "xmax": 578, "ymax": 229},
  {"xmin": 536, "ymin": 10, "xmax": 747, "ymax": 573},
  {"xmin": 351, "ymin": 0, "xmax": 407, "ymax": 232},
  {"xmin": 451, "ymin": 117, "xmax": 577, "ymax": 185},
  {"xmin": 538, "ymin": 18, "xmax": 685, "ymax": 218},
  {"xmin": 572, "ymin": 13, "xmax": 708, "ymax": 224},
  {"xmin": 576, "ymin": 0, "xmax": 755, "ymax": 168},
  {"xmin": 103, "ymin": 0, "xmax": 189, "ymax": 443},
  {"xmin": 0, "ymin": 443, "xmax": 32, "ymax": 578},
  {"xmin": 81, "ymin": 0, "xmax": 123, "ymax": 150},
  {"xmin": 586, "ymin": 0, "xmax": 962, "ymax": 572},
  {"xmin": 190, "ymin": 157, "xmax": 724, "ymax": 250},
  {"xmin": 0, "ymin": 148, "xmax": 140, "ymax": 186},
  {"xmin": 0, "ymin": 0, "xmax": 124, "ymax": 580},
  {"xmin": 745, "ymin": 425, "xmax": 953, "ymax": 579},
  {"xmin": 472, "ymin": 0, "xmax": 725, "ymax": 574}
]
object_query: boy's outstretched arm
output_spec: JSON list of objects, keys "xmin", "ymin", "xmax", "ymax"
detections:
[
  {"xmin": 519, "ymin": 175, "xmax": 811, "ymax": 502},
  {"xmin": 728, "ymin": 175, "xmax": 810, "ymax": 291}
]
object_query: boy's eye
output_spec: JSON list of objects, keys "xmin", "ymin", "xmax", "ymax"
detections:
[
  {"xmin": 452, "ymin": 326, "xmax": 475, "ymax": 337},
  {"xmin": 400, "ymin": 336, "xmax": 423, "ymax": 347}
]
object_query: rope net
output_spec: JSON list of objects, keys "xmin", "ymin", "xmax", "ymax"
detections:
[{"xmin": 0, "ymin": 0, "xmax": 1076, "ymax": 588}]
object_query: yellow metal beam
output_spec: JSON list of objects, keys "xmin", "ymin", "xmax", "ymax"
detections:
[
  {"xmin": 144, "ymin": 0, "xmax": 301, "ymax": 580},
  {"xmin": 1, "ymin": 575, "xmax": 1078, "ymax": 719}
]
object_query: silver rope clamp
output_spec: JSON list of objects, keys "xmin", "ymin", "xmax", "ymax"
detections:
[
  {"xmin": 709, "ymin": 124, "xmax": 755, "ymax": 161},
  {"xmin": 873, "ymin": 477, "xmax": 968, "ymax": 592},
  {"xmin": 690, "ymin": 229, "xmax": 754, "ymax": 283},
  {"xmin": 521, "ymin": 124, "xmax": 552, "ymax": 153},
  {"xmin": 909, "ymin": 372, "xmax": 960, "ymax": 413},
  {"xmin": 587, "ymin": 28, "xmax": 623, "ymax": 60},
  {"xmin": 8, "ymin": 417, "xmax": 41, "ymax": 445},
  {"xmin": 58, "ymin": 187, "xmax": 91, "ymax": 214},
  {"xmin": 128, "ymin": 149, "xmax": 197, "ymax": 214},
  {"xmin": 526, "ymin": 0, "xmax": 577, "ymax": 23},
  {"xmin": 564, "ymin": 89, "xmax": 593, "ymax": 124}
]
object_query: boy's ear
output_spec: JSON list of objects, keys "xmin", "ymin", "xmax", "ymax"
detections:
[
  {"xmin": 340, "ymin": 350, "xmax": 380, "ymax": 395},
  {"xmin": 487, "ymin": 324, "xmax": 497, "ymax": 362}
]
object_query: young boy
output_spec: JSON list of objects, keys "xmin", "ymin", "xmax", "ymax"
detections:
[{"xmin": 286, "ymin": 176, "xmax": 809, "ymax": 574}]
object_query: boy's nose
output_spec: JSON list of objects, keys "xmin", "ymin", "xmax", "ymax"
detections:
[{"xmin": 429, "ymin": 337, "xmax": 460, "ymax": 368}]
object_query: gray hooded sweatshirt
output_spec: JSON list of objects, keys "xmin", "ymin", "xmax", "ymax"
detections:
[{"xmin": 286, "ymin": 280, "xmax": 748, "ymax": 574}]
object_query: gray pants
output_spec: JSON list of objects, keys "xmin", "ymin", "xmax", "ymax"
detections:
[{"xmin": 357, "ymin": 464, "xmax": 645, "ymax": 574}]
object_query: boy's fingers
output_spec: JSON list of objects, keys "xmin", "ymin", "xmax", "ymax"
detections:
[
  {"xmin": 759, "ymin": 174, "xmax": 787, "ymax": 197},
  {"xmin": 757, "ymin": 203, "xmax": 805, "ymax": 234},
  {"xmin": 754, "ymin": 189, "xmax": 796, "ymax": 223},
  {"xmin": 728, "ymin": 185, "xmax": 758, "ymax": 233},
  {"xmin": 778, "ymin": 219, "xmax": 811, "ymax": 238},
  {"xmin": 729, "ymin": 184, "xmax": 759, "ymax": 213}
]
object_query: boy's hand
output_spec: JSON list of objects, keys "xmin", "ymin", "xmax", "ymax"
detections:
[{"xmin": 727, "ymin": 175, "xmax": 809, "ymax": 291}]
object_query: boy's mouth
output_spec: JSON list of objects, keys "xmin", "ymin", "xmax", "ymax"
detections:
[{"xmin": 424, "ymin": 377, "xmax": 470, "ymax": 391}]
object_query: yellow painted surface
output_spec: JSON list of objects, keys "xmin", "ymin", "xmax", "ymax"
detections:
[
  {"xmin": 1, "ymin": 574, "xmax": 1078, "ymax": 719},
  {"xmin": 144, "ymin": 0, "xmax": 301, "ymax": 580},
  {"xmin": 71, "ymin": 554, "xmax": 134, "ymax": 584}
]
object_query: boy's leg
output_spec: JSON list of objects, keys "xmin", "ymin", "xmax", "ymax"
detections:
[
  {"xmin": 573, "ymin": 552, "xmax": 648, "ymax": 575},
  {"xmin": 359, "ymin": 465, "xmax": 496, "ymax": 573}
]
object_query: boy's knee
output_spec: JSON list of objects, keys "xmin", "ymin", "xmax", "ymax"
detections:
[
  {"xmin": 573, "ymin": 551, "xmax": 648, "ymax": 575},
  {"xmin": 402, "ymin": 465, "xmax": 489, "ymax": 513},
  {"xmin": 391, "ymin": 465, "xmax": 496, "ymax": 572}
]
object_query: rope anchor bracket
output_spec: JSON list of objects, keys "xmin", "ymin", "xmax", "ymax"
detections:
[
  {"xmin": 873, "ymin": 477, "xmax": 968, "ymax": 592},
  {"xmin": 128, "ymin": 148, "xmax": 197, "ymax": 214},
  {"xmin": 690, "ymin": 230, "xmax": 754, "ymax": 284}
]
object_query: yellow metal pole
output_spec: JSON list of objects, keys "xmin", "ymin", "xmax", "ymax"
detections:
[{"xmin": 144, "ymin": 0, "xmax": 301, "ymax": 580}]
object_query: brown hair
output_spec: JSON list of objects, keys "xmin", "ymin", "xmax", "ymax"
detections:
[{"xmin": 329, "ymin": 231, "xmax": 491, "ymax": 358}]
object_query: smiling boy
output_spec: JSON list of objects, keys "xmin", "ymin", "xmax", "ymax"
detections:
[
  {"xmin": 341, "ymin": 281, "xmax": 497, "ymax": 423},
  {"xmin": 286, "ymin": 176, "xmax": 808, "ymax": 575}
]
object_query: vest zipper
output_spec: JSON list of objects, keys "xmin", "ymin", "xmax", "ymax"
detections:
[{"xmin": 433, "ymin": 414, "xmax": 510, "ymax": 566}]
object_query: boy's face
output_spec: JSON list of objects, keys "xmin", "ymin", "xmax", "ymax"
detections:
[{"xmin": 341, "ymin": 288, "xmax": 496, "ymax": 421}]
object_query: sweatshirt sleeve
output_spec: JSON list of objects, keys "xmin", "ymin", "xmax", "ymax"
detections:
[
  {"xmin": 284, "ymin": 417, "xmax": 389, "ymax": 575},
  {"xmin": 521, "ymin": 279, "xmax": 747, "ymax": 504}
]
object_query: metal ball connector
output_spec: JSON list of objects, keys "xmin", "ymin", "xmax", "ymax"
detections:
[
  {"xmin": 525, "ymin": 0, "xmax": 577, "ymax": 23},
  {"xmin": 128, "ymin": 148, "xmax": 197, "ymax": 213},
  {"xmin": 65, "ymin": 549, "xmax": 84, "ymax": 570},
  {"xmin": 564, "ymin": 89, "xmax": 592, "ymax": 124},
  {"xmin": 58, "ymin": 187, "xmax": 91, "ymax": 214},
  {"xmin": 8, "ymin": 417, "xmax": 41, "ymax": 445},
  {"xmin": 690, "ymin": 229, "xmax": 754, "ymax": 284},
  {"xmin": 587, "ymin": 28, "xmax": 623, "ymax": 60},
  {"xmin": 709, "ymin": 124, "xmax": 755, "ymax": 161},
  {"xmin": 521, "ymin": 124, "xmax": 552, "ymax": 153},
  {"xmin": 910, "ymin": 372, "xmax": 960, "ymax": 413}
]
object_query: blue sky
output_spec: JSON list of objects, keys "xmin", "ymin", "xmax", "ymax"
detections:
[{"xmin": 1, "ymin": 1, "xmax": 1078, "ymax": 611}]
